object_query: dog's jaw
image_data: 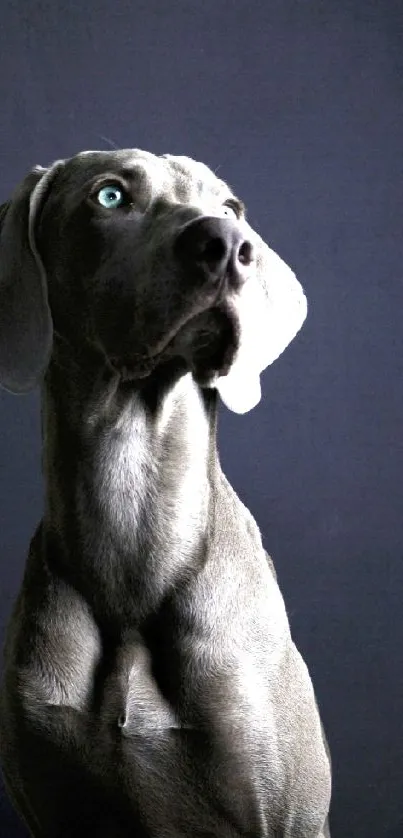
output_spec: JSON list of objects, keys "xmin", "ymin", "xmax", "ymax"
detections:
[{"xmin": 108, "ymin": 295, "xmax": 241, "ymax": 389}]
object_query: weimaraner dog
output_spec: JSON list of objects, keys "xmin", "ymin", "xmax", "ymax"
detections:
[{"xmin": 0, "ymin": 149, "xmax": 331, "ymax": 837}]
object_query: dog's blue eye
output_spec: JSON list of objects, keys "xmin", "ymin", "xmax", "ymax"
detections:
[{"xmin": 97, "ymin": 185, "xmax": 125, "ymax": 209}]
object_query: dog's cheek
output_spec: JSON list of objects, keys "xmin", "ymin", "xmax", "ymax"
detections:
[{"xmin": 88, "ymin": 278, "xmax": 140, "ymax": 357}]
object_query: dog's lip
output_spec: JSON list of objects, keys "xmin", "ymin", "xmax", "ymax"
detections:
[
  {"xmin": 110, "ymin": 292, "xmax": 239, "ymax": 383},
  {"xmin": 110, "ymin": 274, "xmax": 233, "ymax": 378},
  {"xmin": 168, "ymin": 300, "xmax": 238, "ymax": 379}
]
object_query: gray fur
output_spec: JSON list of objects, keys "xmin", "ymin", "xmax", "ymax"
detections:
[{"xmin": 0, "ymin": 149, "xmax": 331, "ymax": 837}]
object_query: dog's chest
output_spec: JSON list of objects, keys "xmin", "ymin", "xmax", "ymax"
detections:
[
  {"xmin": 96, "ymin": 634, "xmax": 181, "ymax": 731},
  {"xmin": 93, "ymin": 626, "xmax": 330, "ymax": 838}
]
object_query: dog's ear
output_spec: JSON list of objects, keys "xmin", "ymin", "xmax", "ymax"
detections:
[
  {"xmin": 0, "ymin": 162, "xmax": 64, "ymax": 394},
  {"xmin": 214, "ymin": 239, "xmax": 308, "ymax": 414}
]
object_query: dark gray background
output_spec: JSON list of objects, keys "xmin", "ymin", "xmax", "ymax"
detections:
[{"xmin": 1, "ymin": 1, "xmax": 402, "ymax": 835}]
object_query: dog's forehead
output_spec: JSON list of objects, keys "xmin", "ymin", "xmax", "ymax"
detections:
[{"xmin": 64, "ymin": 149, "xmax": 230, "ymax": 202}]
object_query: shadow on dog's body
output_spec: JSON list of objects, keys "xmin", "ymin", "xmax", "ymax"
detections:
[{"xmin": 0, "ymin": 150, "xmax": 331, "ymax": 837}]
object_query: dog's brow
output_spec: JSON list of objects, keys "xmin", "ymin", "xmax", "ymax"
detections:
[
  {"xmin": 228, "ymin": 197, "xmax": 246, "ymax": 215},
  {"xmin": 120, "ymin": 167, "xmax": 140, "ymax": 178}
]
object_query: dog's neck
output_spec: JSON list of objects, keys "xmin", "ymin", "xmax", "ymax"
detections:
[{"xmin": 40, "ymin": 344, "xmax": 218, "ymax": 630}]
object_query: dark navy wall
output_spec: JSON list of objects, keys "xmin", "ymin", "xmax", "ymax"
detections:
[{"xmin": 1, "ymin": 2, "xmax": 402, "ymax": 835}]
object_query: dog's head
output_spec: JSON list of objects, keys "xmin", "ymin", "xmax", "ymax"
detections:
[{"xmin": 0, "ymin": 149, "xmax": 307, "ymax": 413}]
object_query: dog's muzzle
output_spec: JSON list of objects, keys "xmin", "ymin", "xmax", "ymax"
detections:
[
  {"xmin": 109, "ymin": 219, "xmax": 256, "ymax": 385},
  {"xmin": 174, "ymin": 217, "xmax": 254, "ymax": 291}
]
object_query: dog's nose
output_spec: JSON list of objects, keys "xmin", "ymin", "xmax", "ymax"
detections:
[{"xmin": 174, "ymin": 217, "xmax": 254, "ymax": 288}]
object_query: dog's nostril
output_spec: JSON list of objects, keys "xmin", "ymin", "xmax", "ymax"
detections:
[
  {"xmin": 198, "ymin": 236, "xmax": 227, "ymax": 267},
  {"xmin": 238, "ymin": 240, "xmax": 254, "ymax": 266},
  {"xmin": 174, "ymin": 218, "xmax": 253, "ymax": 288}
]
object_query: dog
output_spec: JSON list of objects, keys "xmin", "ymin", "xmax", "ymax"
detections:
[{"xmin": 0, "ymin": 149, "xmax": 331, "ymax": 837}]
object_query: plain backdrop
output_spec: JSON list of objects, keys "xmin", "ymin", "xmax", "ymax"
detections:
[{"xmin": 1, "ymin": 2, "xmax": 402, "ymax": 836}]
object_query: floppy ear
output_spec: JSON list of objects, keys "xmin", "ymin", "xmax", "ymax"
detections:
[
  {"xmin": 0, "ymin": 162, "xmax": 64, "ymax": 394},
  {"xmin": 214, "ymin": 232, "xmax": 308, "ymax": 414}
]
